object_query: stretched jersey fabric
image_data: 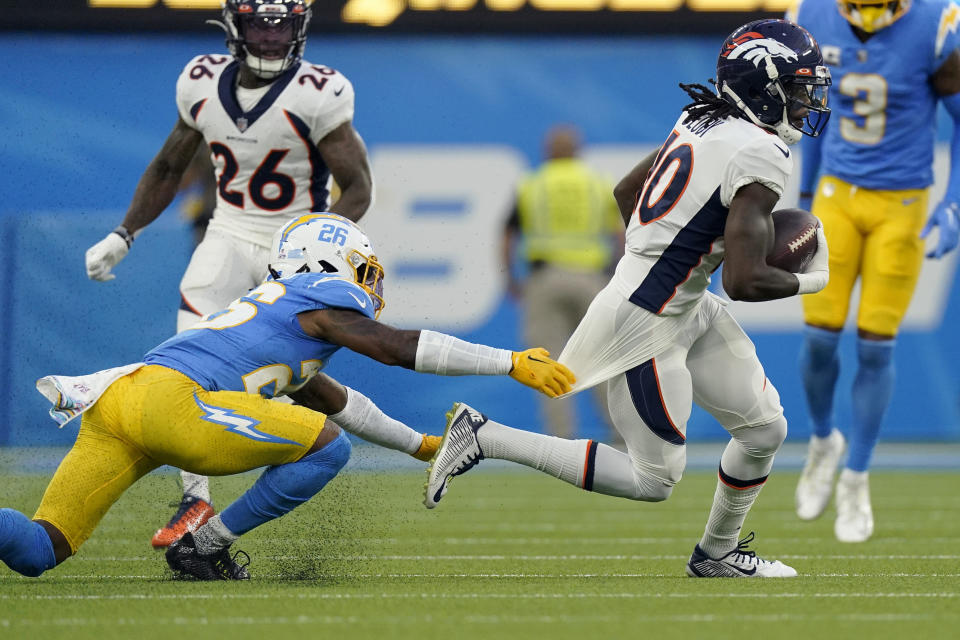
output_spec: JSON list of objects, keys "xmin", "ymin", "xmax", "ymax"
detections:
[
  {"xmin": 175, "ymin": 55, "xmax": 355, "ymax": 246},
  {"xmin": 146, "ymin": 274, "xmax": 374, "ymax": 397},
  {"xmin": 613, "ymin": 112, "xmax": 791, "ymax": 316},
  {"xmin": 793, "ymin": 0, "xmax": 960, "ymax": 190}
]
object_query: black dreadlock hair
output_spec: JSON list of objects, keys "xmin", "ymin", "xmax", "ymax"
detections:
[{"xmin": 679, "ymin": 80, "xmax": 741, "ymax": 128}]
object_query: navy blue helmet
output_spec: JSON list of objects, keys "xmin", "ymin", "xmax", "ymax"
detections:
[
  {"xmin": 716, "ymin": 19, "xmax": 831, "ymax": 145},
  {"xmin": 212, "ymin": 0, "xmax": 311, "ymax": 80}
]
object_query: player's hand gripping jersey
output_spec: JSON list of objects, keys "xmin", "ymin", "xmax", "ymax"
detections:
[
  {"xmin": 176, "ymin": 55, "xmax": 355, "ymax": 245},
  {"xmin": 793, "ymin": 0, "xmax": 960, "ymax": 190},
  {"xmin": 612, "ymin": 114, "xmax": 792, "ymax": 316},
  {"xmin": 144, "ymin": 272, "xmax": 373, "ymax": 396}
]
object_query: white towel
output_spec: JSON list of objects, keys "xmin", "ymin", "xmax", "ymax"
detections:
[{"xmin": 36, "ymin": 363, "xmax": 145, "ymax": 427}]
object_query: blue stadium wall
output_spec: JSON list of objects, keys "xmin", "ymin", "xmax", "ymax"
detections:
[{"xmin": 2, "ymin": 33, "xmax": 958, "ymax": 446}]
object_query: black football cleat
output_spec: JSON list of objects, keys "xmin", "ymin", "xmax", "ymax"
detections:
[{"xmin": 165, "ymin": 532, "xmax": 250, "ymax": 581}]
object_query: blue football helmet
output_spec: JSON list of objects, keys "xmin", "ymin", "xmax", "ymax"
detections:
[
  {"xmin": 716, "ymin": 19, "xmax": 831, "ymax": 145},
  {"xmin": 213, "ymin": 0, "xmax": 311, "ymax": 80}
]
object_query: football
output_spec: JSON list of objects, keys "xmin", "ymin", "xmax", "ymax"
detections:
[{"xmin": 767, "ymin": 208, "xmax": 819, "ymax": 273}]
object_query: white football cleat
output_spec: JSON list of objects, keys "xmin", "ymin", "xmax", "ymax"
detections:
[
  {"xmin": 686, "ymin": 532, "xmax": 797, "ymax": 578},
  {"xmin": 834, "ymin": 469, "xmax": 874, "ymax": 543},
  {"xmin": 423, "ymin": 402, "xmax": 488, "ymax": 509},
  {"xmin": 795, "ymin": 429, "xmax": 846, "ymax": 520}
]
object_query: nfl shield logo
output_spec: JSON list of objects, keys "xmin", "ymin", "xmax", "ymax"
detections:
[{"xmin": 236, "ymin": 116, "xmax": 248, "ymax": 132}]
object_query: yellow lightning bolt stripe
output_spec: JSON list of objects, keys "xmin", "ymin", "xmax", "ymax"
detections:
[{"xmin": 937, "ymin": 4, "xmax": 960, "ymax": 58}]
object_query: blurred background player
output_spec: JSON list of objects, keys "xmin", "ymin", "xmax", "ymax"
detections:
[
  {"xmin": 428, "ymin": 20, "xmax": 831, "ymax": 578},
  {"xmin": 82, "ymin": 0, "xmax": 373, "ymax": 547},
  {"xmin": 0, "ymin": 213, "xmax": 572, "ymax": 580},
  {"xmin": 501, "ymin": 124, "xmax": 624, "ymax": 440},
  {"xmin": 789, "ymin": 0, "xmax": 960, "ymax": 542}
]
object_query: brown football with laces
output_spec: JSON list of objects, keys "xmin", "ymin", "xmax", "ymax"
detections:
[{"xmin": 766, "ymin": 208, "xmax": 819, "ymax": 273}]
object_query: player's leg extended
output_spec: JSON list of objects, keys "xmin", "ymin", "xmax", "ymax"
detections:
[
  {"xmin": 685, "ymin": 303, "xmax": 794, "ymax": 577},
  {"xmin": 129, "ymin": 366, "xmax": 349, "ymax": 578},
  {"xmin": 1, "ymin": 390, "xmax": 160, "ymax": 577},
  {"xmin": 834, "ymin": 187, "xmax": 927, "ymax": 543},
  {"xmin": 796, "ymin": 176, "xmax": 862, "ymax": 520},
  {"xmin": 157, "ymin": 231, "xmax": 268, "ymax": 547}
]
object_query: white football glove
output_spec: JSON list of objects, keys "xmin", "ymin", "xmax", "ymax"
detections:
[
  {"xmin": 795, "ymin": 224, "xmax": 829, "ymax": 295},
  {"xmin": 85, "ymin": 231, "xmax": 131, "ymax": 282}
]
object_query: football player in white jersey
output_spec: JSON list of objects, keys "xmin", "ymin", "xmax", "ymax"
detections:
[
  {"xmin": 83, "ymin": 0, "xmax": 373, "ymax": 548},
  {"xmin": 425, "ymin": 19, "xmax": 832, "ymax": 578}
]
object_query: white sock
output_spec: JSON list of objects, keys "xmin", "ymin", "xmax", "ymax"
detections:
[
  {"xmin": 698, "ymin": 439, "xmax": 773, "ymax": 558},
  {"xmin": 192, "ymin": 514, "xmax": 239, "ymax": 555},
  {"xmin": 181, "ymin": 471, "xmax": 211, "ymax": 503},
  {"xmin": 477, "ymin": 419, "xmax": 590, "ymax": 487}
]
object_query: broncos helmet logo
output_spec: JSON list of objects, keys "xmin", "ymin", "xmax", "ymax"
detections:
[{"xmin": 721, "ymin": 32, "xmax": 798, "ymax": 67}]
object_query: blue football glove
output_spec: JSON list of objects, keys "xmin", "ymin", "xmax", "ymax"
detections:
[{"xmin": 920, "ymin": 201, "xmax": 960, "ymax": 259}]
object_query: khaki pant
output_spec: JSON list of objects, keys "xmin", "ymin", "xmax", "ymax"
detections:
[{"xmin": 523, "ymin": 264, "xmax": 614, "ymax": 439}]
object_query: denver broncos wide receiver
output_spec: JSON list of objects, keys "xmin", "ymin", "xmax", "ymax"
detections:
[
  {"xmin": 0, "ymin": 213, "xmax": 573, "ymax": 580},
  {"xmin": 425, "ymin": 20, "xmax": 831, "ymax": 578},
  {"xmin": 788, "ymin": 0, "xmax": 960, "ymax": 543},
  {"xmin": 83, "ymin": 0, "xmax": 374, "ymax": 546}
]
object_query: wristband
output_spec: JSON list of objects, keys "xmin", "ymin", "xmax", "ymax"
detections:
[{"xmin": 112, "ymin": 225, "xmax": 135, "ymax": 249}]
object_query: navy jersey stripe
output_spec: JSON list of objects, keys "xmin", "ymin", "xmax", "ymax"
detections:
[
  {"xmin": 628, "ymin": 187, "xmax": 727, "ymax": 313},
  {"xmin": 624, "ymin": 359, "xmax": 685, "ymax": 445},
  {"xmin": 189, "ymin": 99, "xmax": 207, "ymax": 122},
  {"xmin": 283, "ymin": 110, "xmax": 331, "ymax": 211},
  {"xmin": 218, "ymin": 61, "xmax": 301, "ymax": 132}
]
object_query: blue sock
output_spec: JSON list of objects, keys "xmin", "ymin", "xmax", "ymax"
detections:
[
  {"xmin": 848, "ymin": 337, "xmax": 895, "ymax": 472},
  {"xmin": 0, "ymin": 509, "xmax": 56, "ymax": 577},
  {"xmin": 220, "ymin": 431, "xmax": 351, "ymax": 536},
  {"xmin": 799, "ymin": 325, "xmax": 842, "ymax": 438}
]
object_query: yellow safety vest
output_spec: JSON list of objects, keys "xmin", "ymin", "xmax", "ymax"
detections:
[{"xmin": 517, "ymin": 158, "xmax": 620, "ymax": 271}]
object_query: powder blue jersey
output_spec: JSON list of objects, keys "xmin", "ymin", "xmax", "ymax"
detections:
[
  {"xmin": 793, "ymin": 0, "xmax": 960, "ymax": 189},
  {"xmin": 145, "ymin": 273, "xmax": 375, "ymax": 397}
]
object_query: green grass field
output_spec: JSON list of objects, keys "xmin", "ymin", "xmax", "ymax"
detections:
[{"xmin": 1, "ymin": 458, "xmax": 958, "ymax": 640}]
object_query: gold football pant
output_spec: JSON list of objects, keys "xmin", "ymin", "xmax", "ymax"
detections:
[
  {"xmin": 802, "ymin": 175, "xmax": 928, "ymax": 336},
  {"xmin": 33, "ymin": 365, "xmax": 327, "ymax": 553}
]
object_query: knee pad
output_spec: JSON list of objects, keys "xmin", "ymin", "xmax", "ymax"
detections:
[
  {"xmin": 0, "ymin": 509, "xmax": 56, "ymax": 578},
  {"xmin": 731, "ymin": 415, "xmax": 788, "ymax": 459}
]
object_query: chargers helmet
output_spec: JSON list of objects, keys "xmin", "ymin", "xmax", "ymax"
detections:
[
  {"xmin": 837, "ymin": 1, "xmax": 911, "ymax": 33},
  {"xmin": 212, "ymin": 0, "xmax": 311, "ymax": 80},
  {"xmin": 716, "ymin": 19, "xmax": 831, "ymax": 145},
  {"xmin": 269, "ymin": 213, "xmax": 386, "ymax": 318}
]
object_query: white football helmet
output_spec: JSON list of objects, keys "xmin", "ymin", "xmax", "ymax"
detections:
[{"xmin": 269, "ymin": 213, "xmax": 385, "ymax": 318}]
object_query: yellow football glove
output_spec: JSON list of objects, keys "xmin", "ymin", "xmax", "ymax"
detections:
[
  {"xmin": 412, "ymin": 434, "xmax": 442, "ymax": 461},
  {"xmin": 509, "ymin": 348, "xmax": 576, "ymax": 398}
]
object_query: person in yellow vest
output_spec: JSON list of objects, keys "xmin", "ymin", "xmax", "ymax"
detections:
[{"xmin": 502, "ymin": 125, "xmax": 624, "ymax": 439}]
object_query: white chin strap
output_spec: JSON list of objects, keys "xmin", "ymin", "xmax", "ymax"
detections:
[{"xmin": 720, "ymin": 82, "xmax": 802, "ymax": 146}]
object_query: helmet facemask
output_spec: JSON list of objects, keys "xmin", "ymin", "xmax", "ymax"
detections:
[
  {"xmin": 215, "ymin": 1, "xmax": 311, "ymax": 80},
  {"xmin": 837, "ymin": 0, "xmax": 910, "ymax": 33}
]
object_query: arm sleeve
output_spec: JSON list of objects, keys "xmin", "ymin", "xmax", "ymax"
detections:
[{"xmin": 720, "ymin": 136, "xmax": 792, "ymax": 207}]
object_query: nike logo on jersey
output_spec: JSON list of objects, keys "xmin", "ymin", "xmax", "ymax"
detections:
[
  {"xmin": 347, "ymin": 291, "xmax": 368, "ymax": 308},
  {"xmin": 902, "ymin": 197, "xmax": 920, "ymax": 206},
  {"xmin": 334, "ymin": 85, "xmax": 345, "ymax": 96},
  {"xmin": 774, "ymin": 145, "xmax": 789, "ymax": 158}
]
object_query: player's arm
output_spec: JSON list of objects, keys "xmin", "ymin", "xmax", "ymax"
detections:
[
  {"xmin": 923, "ymin": 49, "xmax": 960, "ymax": 258},
  {"xmin": 613, "ymin": 148, "xmax": 659, "ymax": 225},
  {"xmin": 318, "ymin": 121, "xmax": 372, "ymax": 223},
  {"xmin": 85, "ymin": 117, "xmax": 204, "ymax": 281},
  {"xmin": 288, "ymin": 372, "xmax": 439, "ymax": 461},
  {"xmin": 297, "ymin": 308, "xmax": 575, "ymax": 397},
  {"xmin": 723, "ymin": 182, "xmax": 827, "ymax": 301}
]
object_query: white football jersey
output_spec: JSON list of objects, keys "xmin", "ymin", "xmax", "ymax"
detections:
[
  {"xmin": 175, "ymin": 54, "xmax": 355, "ymax": 247},
  {"xmin": 612, "ymin": 112, "xmax": 792, "ymax": 316}
]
